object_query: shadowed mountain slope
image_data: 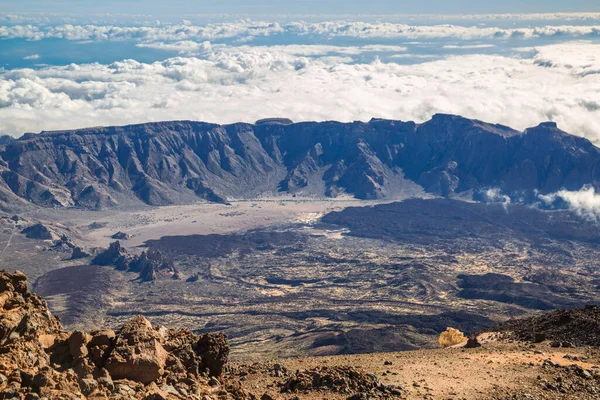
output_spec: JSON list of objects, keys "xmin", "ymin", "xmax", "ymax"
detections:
[{"xmin": 0, "ymin": 115, "xmax": 598, "ymax": 210}]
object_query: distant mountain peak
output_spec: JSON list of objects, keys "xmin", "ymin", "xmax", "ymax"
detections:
[{"xmin": 537, "ymin": 121, "xmax": 559, "ymax": 129}]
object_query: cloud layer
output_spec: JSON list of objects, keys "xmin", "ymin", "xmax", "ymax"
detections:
[
  {"xmin": 2, "ymin": 20, "xmax": 600, "ymax": 43},
  {"xmin": 0, "ymin": 41, "xmax": 598, "ymax": 141},
  {"xmin": 539, "ymin": 186, "xmax": 600, "ymax": 221}
]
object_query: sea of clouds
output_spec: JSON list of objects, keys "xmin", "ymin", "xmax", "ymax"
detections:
[
  {"xmin": 0, "ymin": 13, "xmax": 599, "ymax": 142},
  {"xmin": 1, "ymin": 20, "xmax": 600, "ymax": 42}
]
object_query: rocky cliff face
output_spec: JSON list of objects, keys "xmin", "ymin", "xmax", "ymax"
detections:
[
  {"xmin": 0, "ymin": 116, "xmax": 598, "ymax": 210},
  {"xmin": 0, "ymin": 270, "xmax": 250, "ymax": 399}
]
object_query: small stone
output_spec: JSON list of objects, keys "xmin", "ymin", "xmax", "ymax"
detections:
[
  {"xmin": 543, "ymin": 360, "xmax": 556, "ymax": 367},
  {"xmin": 580, "ymin": 369, "xmax": 592, "ymax": 379},
  {"xmin": 8, "ymin": 370, "xmax": 22, "ymax": 386},
  {"xmin": 533, "ymin": 333, "xmax": 546, "ymax": 343},
  {"xmin": 68, "ymin": 331, "xmax": 91, "ymax": 360},
  {"xmin": 176, "ymin": 386, "xmax": 188, "ymax": 396},
  {"xmin": 98, "ymin": 376, "xmax": 114, "ymax": 391},
  {"xmin": 32, "ymin": 372, "xmax": 50, "ymax": 389},
  {"xmin": 79, "ymin": 378, "xmax": 98, "ymax": 396},
  {"xmin": 0, "ymin": 388, "xmax": 20, "ymax": 399},
  {"xmin": 160, "ymin": 384, "xmax": 178, "ymax": 395},
  {"xmin": 90, "ymin": 330, "xmax": 115, "ymax": 347}
]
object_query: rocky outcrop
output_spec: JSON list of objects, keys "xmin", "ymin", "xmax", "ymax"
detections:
[
  {"xmin": 70, "ymin": 246, "xmax": 91, "ymax": 260},
  {"xmin": 0, "ymin": 270, "xmax": 248, "ymax": 399},
  {"xmin": 280, "ymin": 366, "xmax": 404, "ymax": 398},
  {"xmin": 111, "ymin": 231, "xmax": 132, "ymax": 240},
  {"xmin": 104, "ymin": 316, "xmax": 168, "ymax": 384},
  {"xmin": 464, "ymin": 335, "xmax": 482, "ymax": 349},
  {"xmin": 129, "ymin": 249, "xmax": 179, "ymax": 282},
  {"xmin": 93, "ymin": 242, "xmax": 178, "ymax": 282},
  {"xmin": 92, "ymin": 240, "xmax": 133, "ymax": 269},
  {"xmin": 1, "ymin": 115, "xmax": 599, "ymax": 210},
  {"xmin": 196, "ymin": 332, "xmax": 230, "ymax": 377},
  {"xmin": 49, "ymin": 234, "xmax": 76, "ymax": 253},
  {"xmin": 490, "ymin": 305, "xmax": 600, "ymax": 347},
  {"xmin": 20, "ymin": 223, "xmax": 59, "ymax": 241},
  {"xmin": 0, "ymin": 270, "xmax": 61, "ymax": 342}
]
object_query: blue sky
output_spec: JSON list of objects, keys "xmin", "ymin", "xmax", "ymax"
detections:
[{"xmin": 2, "ymin": 0, "xmax": 600, "ymax": 15}]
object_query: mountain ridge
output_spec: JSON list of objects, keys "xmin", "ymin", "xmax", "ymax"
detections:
[{"xmin": 0, "ymin": 114, "xmax": 597, "ymax": 211}]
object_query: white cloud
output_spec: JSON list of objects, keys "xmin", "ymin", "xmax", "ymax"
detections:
[
  {"xmin": 533, "ymin": 41, "xmax": 600, "ymax": 77},
  {"xmin": 483, "ymin": 188, "xmax": 511, "ymax": 204},
  {"xmin": 1, "ymin": 21, "xmax": 600, "ymax": 42},
  {"xmin": 443, "ymin": 44, "xmax": 495, "ymax": 49},
  {"xmin": 137, "ymin": 41, "xmax": 408, "ymax": 57},
  {"xmin": 23, "ymin": 54, "xmax": 40, "ymax": 60},
  {"xmin": 404, "ymin": 13, "xmax": 600, "ymax": 21},
  {"xmin": 538, "ymin": 186, "xmax": 600, "ymax": 221},
  {"xmin": 137, "ymin": 40, "xmax": 215, "ymax": 55},
  {"xmin": 0, "ymin": 42, "xmax": 598, "ymax": 144},
  {"xmin": 0, "ymin": 24, "xmax": 44, "ymax": 40}
]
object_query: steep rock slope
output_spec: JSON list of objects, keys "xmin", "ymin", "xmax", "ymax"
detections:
[
  {"xmin": 0, "ymin": 270, "xmax": 250, "ymax": 399},
  {"xmin": 0, "ymin": 115, "xmax": 598, "ymax": 209}
]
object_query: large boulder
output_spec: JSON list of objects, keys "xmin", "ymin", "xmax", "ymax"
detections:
[
  {"xmin": 196, "ymin": 333, "xmax": 229, "ymax": 377},
  {"xmin": 439, "ymin": 327, "xmax": 467, "ymax": 348},
  {"xmin": 68, "ymin": 331, "xmax": 91, "ymax": 360},
  {"xmin": 20, "ymin": 223, "xmax": 59, "ymax": 241},
  {"xmin": 104, "ymin": 316, "xmax": 168, "ymax": 384}
]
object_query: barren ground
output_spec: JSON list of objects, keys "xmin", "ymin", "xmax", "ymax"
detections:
[
  {"xmin": 1, "ymin": 196, "xmax": 599, "ymax": 362},
  {"xmin": 233, "ymin": 335, "xmax": 600, "ymax": 399}
]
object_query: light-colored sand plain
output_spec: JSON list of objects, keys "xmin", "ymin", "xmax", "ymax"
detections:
[{"xmin": 62, "ymin": 197, "xmax": 392, "ymax": 249}]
